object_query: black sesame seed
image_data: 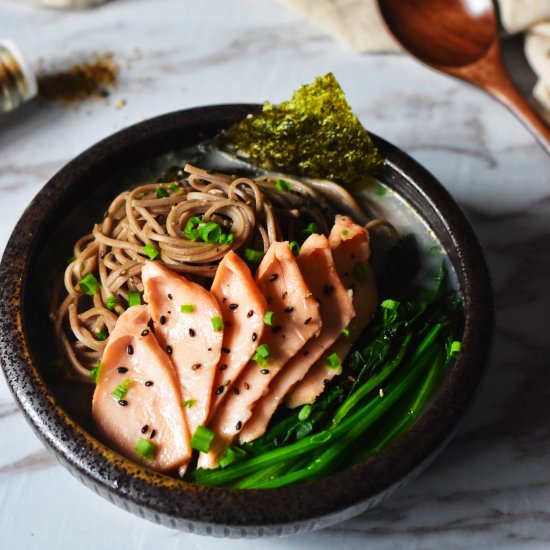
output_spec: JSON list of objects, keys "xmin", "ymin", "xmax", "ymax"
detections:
[
  {"xmin": 252, "ymin": 332, "xmax": 257, "ymax": 342},
  {"xmin": 127, "ymin": 345, "xmax": 134, "ymax": 355},
  {"xmin": 271, "ymin": 325, "xmax": 282, "ymax": 333},
  {"xmin": 141, "ymin": 425, "xmax": 148, "ymax": 434},
  {"xmin": 219, "ymin": 364, "xmax": 228, "ymax": 371},
  {"xmin": 244, "ymin": 382, "xmax": 250, "ymax": 390},
  {"xmin": 229, "ymin": 303, "xmax": 238, "ymax": 310},
  {"xmin": 323, "ymin": 285, "xmax": 334, "ymax": 295},
  {"xmin": 117, "ymin": 366, "xmax": 128, "ymax": 373},
  {"xmin": 304, "ymin": 317, "xmax": 312, "ymax": 325},
  {"xmin": 166, "ymin": 345, "xmax": 173, "ymax": 355},
  {"xmin": 268, "ymin": 274, "xmax": 278, "ymax": 282},
  {"xmin": 282, "ymin": 291, "xmax": 288, "ymax": 299},
  {"xmin": 216, "ymin": 385, "xmax": 225, "ymax": 395},
  {"xmin": 233, "ymin": 387, "xmax": 240, "ymax": 395},
  {"xmin": 323, "ymin": 378, "xmax": 329, "ymax": 387},
  {"xmin": 303, "ymin": 350, "xmax": 309, "ymax": 356},
  {"xmin": 222, "ymin": 347, "xmax": 231, "ymax": 354},
  {"xmin": 168, "ymin": 293, "xmax": 173, "ymax": 300},
  {"xmin": 284, "ymin": 306, "xmax": 294, "ymax": 313},
  {"xmin": 118, "ymin": 399, "xmax": 128, "ymax": 406},
  {"xmin": 141, "ymin": 329, "xmax": 149, "ymax": 336},
  {"xmin": 189, "ymin": 328, "xmax": 196, "ymax": 337},
  {"xmin": 192, "ymin": 363, "xmax": 201, "ymax": 370},
  {"xmin": 109, "ymin": 253, "xmax": 116, "ymax": 261},
  {"xmin": 260, "ymin": 369, "xmax": 270, "ymax": 375},
  {"xmin": 344, "ymin": 272, "xmax": 349, "ymax": 277},
  {"xmin": 351, "ymin": 253, "xmax": 356, "ymax": 259},
  {"xmin": 222, "ymin": 297, "xmax": 227, "ymax": 303},
  {"xmin": 282, "ymin": 334, "xmax": 286, "ymax": 339},
  {"xmin": 160, "ymin": 315, "xmax": 167, "ymax": 325},
  {"xmin": 150, "ymin": 429, "xmax": 156, "ymax": 439},
  {"xmin": 145, "ymin": 380, "xmax": 154, "ymax": 387},
  {"xmin": 99, "ymin": 251, "xmax": 106, "ymax": 259},
  {"xmin": 235, "ymin": 421, "xmax": 242, "ymax": 431},
  {"xmin": 247, "ymin": 310, "xmax": 254, "ymax": 318},
  {"xmin": 267, "ymin": 296, "xmax": 273, "ymax": 304}
]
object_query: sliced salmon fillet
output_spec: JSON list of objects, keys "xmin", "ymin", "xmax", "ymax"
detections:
[
  {"xmin": 199, "ymin": 241, "xmax": 321, "ymax": 468},
  {"xmin": 286, "ymin": 215, "xmax": 378, "ymax": 408},
  {"xmin": 142, "ymin": 261, "xmax": 223, "ymax": 436},
  {"xmin": 92, "ymin": 305, "xmax": 191, "ymax": 473},
  {"xmin": 208, "ymin": 251, "xmax": 268, "ymax": 418},
  {"xmin": 239, "ymin": 233, "xmax": 355, "ymax": 443}
]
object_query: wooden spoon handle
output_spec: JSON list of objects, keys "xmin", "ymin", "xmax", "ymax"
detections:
[{"xmin": 470, "ymin": 43, "xmax": 550, "ymax": 155}]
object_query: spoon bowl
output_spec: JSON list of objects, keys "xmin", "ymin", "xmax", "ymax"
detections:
[{"xmin": 378, "ymin": 0, "xmax": 550, "ymax": 153}]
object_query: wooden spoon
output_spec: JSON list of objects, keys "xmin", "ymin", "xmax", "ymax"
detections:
[{"xmin": 377, "ymin": 0, "xmax": 550, "ymax": 154}]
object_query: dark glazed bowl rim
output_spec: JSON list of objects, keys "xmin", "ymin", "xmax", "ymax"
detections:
[{"xmin": 0, "ymin": 104, "xmax": 493, "ymax": 535}]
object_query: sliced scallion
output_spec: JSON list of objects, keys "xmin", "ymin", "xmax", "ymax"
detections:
[
  {"xmin": 135, "ymin": 437, "xmax": 157, "ymax": 459},
  {"xmin": 190, "ymin": 425, "xmax": 215, "ymax": 453},
  {"xmin": 302, "ymin": 222, "xmax": 319, "ymax": 238},
  {"xmin": 211, "ymin": 316, "xmax": 224, "ymax": 332},
  {"xmin": 95, "ymin": 330, "xmax": 108, "ymax": 341},
  {"xmin": 79, "ymin": 273, "xmax": 100, "ymax": 295},
  {"xmin": 326, "ymin": 353, "xmax": 341, "ymax": 370},
  {"xmin": 341, "ymin": 326, "xmax": 350, "ymax": 338},
  {"xmin": 156, "ymin": 186, "xmax": 169, "ymax": 198},
  {"xmin": 450, "ymin": 340, "xmax": 461, "ymax": 358},
  {"xmin": 352, "ymin": 261, "xmax": 368, "ymax": 280},
  {"xmin": 200, "ymin": 222, "xmax": 222, "ymax": 244},
  {"xmin": 66, "ymin": 255, "xmax": 76, "ymax": 264},
  {"xmin": 275, "ymin": 178, "xmax": 292, "ymax": 192},
  {"xmin": 253, "ymin": 344, "xmax": 272, "ymax": 366},
  {"xmin": 289, "ymin": 241, "xmax": 300, "ymax": 256},
  {"xmin": 182, "ymin": 399, "xmax": 196, "ymax": 408},
  {"xmin": 111, "ymin": 378, "xmax": 130, "ymax": 400},
  {"xmin": 244, "ymin": 248, "xmax": 264, "ymax": 263},
  {"xmin": 263, "ymin": 311, "xmax": 276, "ymax": 326},
  {"xmin": 298, "ymin": 404, "xmax": 313, "ymax": 421},
  {"xmin": 128, "ymin": 291, "xmax": 141, "ymax": 307},
  {"xmin": 168, "ymin": 183, "xmax": 181, "ymax": 193},
  {"xmin": 143, "ymin": 243, "xmax": 159, "ymax": 260},
  {"xmin": 180, "ymin": 304, "xmax": 195, "ymax": 314},
  {"xmin": 106, "ymin": 296, "xmax": 117, "ymax": 310}
]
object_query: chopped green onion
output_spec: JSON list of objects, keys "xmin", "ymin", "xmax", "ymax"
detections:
[
  {"xmin": 106, "ymin": 296, "xmax": 117, "ymax": 310},
  {"xmin": 381, "ymin": 298, "xmax": 399, "ymax": 324},
  {"xmin": 302, "ymin": 222, "xmax": 319, "ymax": 238},
  {"xmin": 352, "ymin": 261, "xmax": 369, "ymax": 280},
  {"xmin": 263, "ymin": 311, "xmax": 276, "ymax": 326},
  {"xmin": 219, "ymin": 233, "xmax": 227, "ymax": 244},
  {"xmin": 244, "ymin": 248, "xmax": 264, "ymax": 263},
  {"xmin": 375, "ymin": 185, "xmax": 386, "ymax": 196},
  {"xmin": 200, "ymin": 222, "xmax": 222, "ymax": 244},
  {"xmin": 326, "ymin": 353, "xmax": 341, "ymax": 370},
  {"xmin": 289, "ymin": 241, "xmax": 300, "ymax": 256},
  {"xmin": 381, "ymin": 299, "xmax": 399, "ymax": 310},
  {"xmin": 184, "ymin": 216, "xmax": 202, "ymax": 241},
  {"xmin": 450, "ymin": 340, "xmax": 461, "ymax": 358},
  {"xmin": 128, "ymin": 291, "xmax": 141, "ymax": 307},
  {"xmin": 341, "ymin": 326, "xmax": 350, "ymax": 338},
  {"xmin": 95, "ymin": 330, "xmax": 108, "ymax": 341},
  {"xmin": 182, "ymin": 399, "xmax": 196, "ymax": 408},
  {"xmin": 168, "ymin": 183, "xmax": 181, "ymax": 193},
  {"xmin": 275, "ymin": 178, "xmax": 292, "ymax": 192},
  {"xmin": 156, "ymin": 186, "xmax": 169, "ymax": 198},
  {"xmin": 135, "ymin": 437, "xmax": 157, "ymax": 459},
  {"xmin": 341, "ymin": 229, "xmax": 349, "ymax": 237},
  {"xmin": 143, "ymin": 243, "xmax": 159, "ymax": 260},
  {"xmin": 428, "ymin": 245, "xmax": 441, "ymax": 256},
  {"xmin": 219, "ymin": 446, "xmax": 247, "ymax": 468},
  {"xmin": 253, "ymin": 343, "xmax": 272, "ymax": 365},
  {"xmin": 298, "ymin": 404, "xmax": 313, "ymax": 421},
  {"xmin": 66, "ymin": 255, "xmax": 76, "ymax": 264},
  {"xmin": 225, "ymin": 233, "xmax": 234, "ymax": 244},
  {"xmin": 180, "ymin": 304, "xmax": 195, "ymax": 313},
  {"xmin": 211, "ymin": 316, "xmax": 224, "ymax": 332},
  {"xmin": 190, "ymin": 425, "xmax": 216, "ymax": 453},
  {"xmin": 111, "ymin": 378, "xmax": 130, "ymax": 400},
  {"xmin": 89, "ymin": 364, "xmax": 100, "ymax": 381},
  {"xmin": 79, "ymin": 273, "xmax": 100, "ymax": 295}
]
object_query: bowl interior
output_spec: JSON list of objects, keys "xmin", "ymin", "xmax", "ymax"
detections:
[{"xmin": 0, "ymin": 105, "xmax": 493, "ymax": 534}]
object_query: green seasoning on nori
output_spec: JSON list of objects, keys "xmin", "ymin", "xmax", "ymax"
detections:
[{"xmin": 216, "ymin": 73, "xmax": 384, "ymax": 183}]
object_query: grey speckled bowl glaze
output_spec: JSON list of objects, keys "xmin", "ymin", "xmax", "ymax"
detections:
[{"xmin": 0, "ymin": 105, "xmax": 493, "ymax": 538}]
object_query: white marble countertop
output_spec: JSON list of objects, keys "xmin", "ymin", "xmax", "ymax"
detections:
[{"xmin": 1, "ymin": 0, "xmax": 549, "ymax": 548}]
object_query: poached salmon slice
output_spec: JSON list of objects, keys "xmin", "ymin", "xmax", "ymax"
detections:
[
  {"xmin": 199, "ymin": 241, "xmax": 321, "ymax": 468},
  {"xmin": 142, "ymin": 261, "xmax": 223, "ymax": 436},
  {"xmin": 239, "ymin": 233, "xmax": 355, "ymax": 443},
  {"xmin": 92, "ymin": 305, "xmax": 192, "ymax": 472},
  {"xmin": 208, "ymin": 251, "xmax": 268, "ymax": 418},
  {"xmin": 286, "ymin": 216, "xmax": 378, "ymax": 408}
]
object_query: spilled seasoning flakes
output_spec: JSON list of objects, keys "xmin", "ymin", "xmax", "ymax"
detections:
[{"xmin": 37, "ymin": 52, "xmax": 118, "ymax": 106}]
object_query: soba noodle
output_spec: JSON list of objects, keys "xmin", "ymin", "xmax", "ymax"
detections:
[{"xmin": 52, "ymin": 163, "xmax": 392, "ymax": 382}]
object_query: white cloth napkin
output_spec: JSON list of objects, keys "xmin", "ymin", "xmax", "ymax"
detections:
[{"xmin": 278, "ymin": 0, "xmax": 550, "ymax": 116}]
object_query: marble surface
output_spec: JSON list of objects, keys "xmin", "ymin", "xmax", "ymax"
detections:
[{"xmin": 1, "ymin": 0, "xmax": 549, "ymax": 548}]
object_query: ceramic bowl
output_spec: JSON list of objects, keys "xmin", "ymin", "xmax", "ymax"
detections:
[{"xmin": 0, "ymin": 105, "xmax": 493, "ymax": 537}]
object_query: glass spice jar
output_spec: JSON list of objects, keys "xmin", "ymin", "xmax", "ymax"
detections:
[{"xmin": 0, "ymin": 40, "xmax": 38, "ymax": 114}]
